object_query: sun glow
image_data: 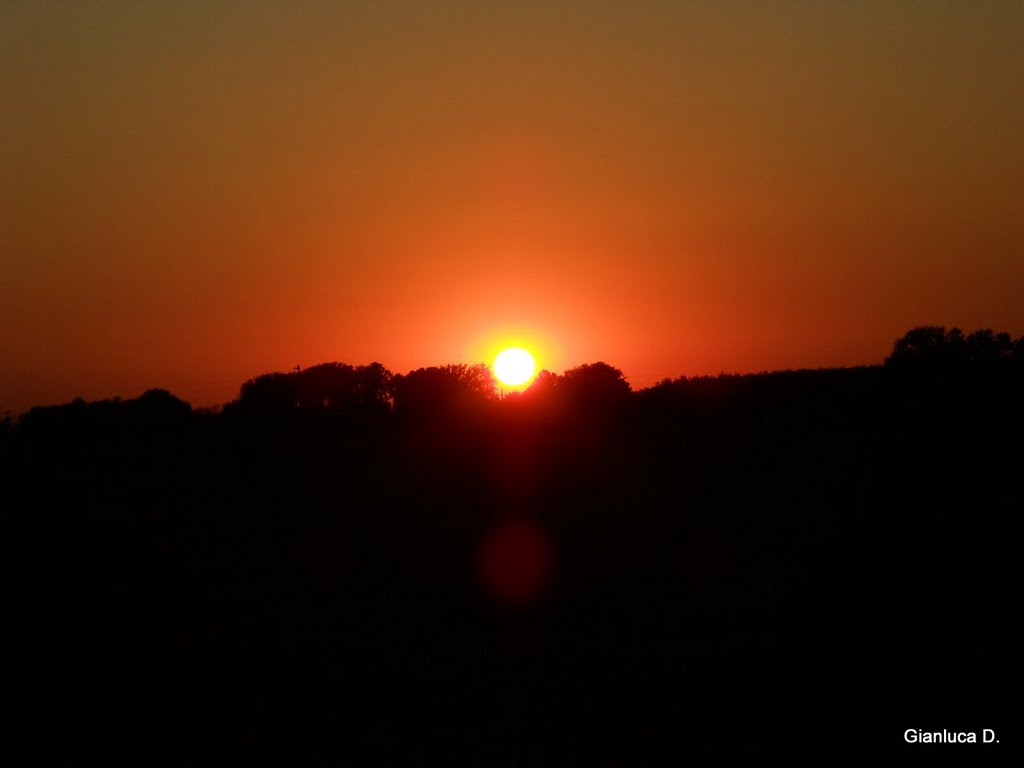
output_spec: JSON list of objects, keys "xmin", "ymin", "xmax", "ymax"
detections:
[{"xmin": 493, "ymin": 347, "xmax": 537, "ymax": 387}]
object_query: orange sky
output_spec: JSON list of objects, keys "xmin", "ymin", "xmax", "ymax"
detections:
[{"xmin": 2, "ymin": 1, "xmax": 1022, "ymax": 413}]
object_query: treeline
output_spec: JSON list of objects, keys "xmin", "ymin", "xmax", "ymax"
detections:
[
  {"xmin": 228, "ymin": 360, "xmax": 633, "ymax": 418},
  {"xmin": 884, "ymin": 325, "xmax": 1023, "ymax": 370},
  {"xmin": 5, "ymin": 324, "xmax": 1020, "ymax": 761},
  {"xmin": 6, "ymin": 326, "xmax": 1021, "ymax": 434}
]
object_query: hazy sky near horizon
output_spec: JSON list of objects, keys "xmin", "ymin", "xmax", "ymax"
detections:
[{"xmin": 2, "ymin": 1, "xmax": 1022, "ymax": 411}]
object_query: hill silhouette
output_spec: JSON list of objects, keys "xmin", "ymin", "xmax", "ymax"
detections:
[{"xmin": 5, "ymin": 326, "xmax": 1020, "ymax": 762}]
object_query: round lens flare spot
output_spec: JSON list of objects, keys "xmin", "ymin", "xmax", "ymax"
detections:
[
  {"xmin": 477, "ymin": 517, "xmax": 554, "ymax": 605},
  {"xmin": 493, "ymin": 347, "xmax": 537, "ymax": 387}
]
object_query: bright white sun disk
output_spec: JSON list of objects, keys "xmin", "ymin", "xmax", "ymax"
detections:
[{"xmin": 493, "ymin": 347, "xmax": 537, "ymax": 386}]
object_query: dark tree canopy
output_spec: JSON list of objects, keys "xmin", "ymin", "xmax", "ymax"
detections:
[
  {"xmin": 885, "ymin": 326, "xmax": 1022, "ymax": 371},
  {"xmin": 523, "ymin": 369, "xmax": 560, "ymax": 399},
  {"xmin": 558, "ymin": 361, "xmax": 631, "ymax": 409},
  {"xmin": 234, "ymin": 362, "xmax": 392, "ymax": 413},
  {"xmin": 14, "ymin": 388, "xmax": 191, "ymax": 445},
  {"xmin": 389, "ymin": 363, "xmax": 497, "ymax": 418}
]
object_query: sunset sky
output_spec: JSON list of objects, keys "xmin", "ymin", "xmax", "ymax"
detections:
[{"xmin": 2, "ymin": 1, "xmax": 1021, "ymax": 412}]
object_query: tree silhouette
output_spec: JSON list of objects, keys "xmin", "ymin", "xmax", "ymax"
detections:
[
  {"xmin": 234, "ymin": 362, "xmax": 392, "ymax": 413},
  {"xmin": 558, "ymin": 361, "xmax": 631, "ymax": 409},
  {"xmin": 964, "ymin": 329, "xmax": 1015, "ymax": 367},
  {"xmin": 523, "ymin": 369, "xmax": 560, "ymax": 399},
  {"xmin": 389, "ymin": 363, "xmax": 497, "ymax": 418},
  {"xmin": 885, "ymin": 326, "xmax": 964, "ymax": 369},
  {"xmin": 127, "ymin": 388, "xmax": 192, "ymax": 419},
  {"xmin": 885, "ymin": 326, "xmax": 1022, "ymax": 371}
]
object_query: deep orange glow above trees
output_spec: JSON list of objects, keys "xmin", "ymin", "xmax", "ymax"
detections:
[{"xmin": 1, "ymin": 2, "xmax": 1022, "ymax": 413}]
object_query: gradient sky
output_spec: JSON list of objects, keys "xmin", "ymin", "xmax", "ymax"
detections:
[{"xmin": 2, "ymin": 1, "xmax": 1022, "ymax": 412}]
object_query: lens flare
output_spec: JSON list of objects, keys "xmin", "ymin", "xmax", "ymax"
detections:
[{"xmin": 477, "ymin": 517, "xmax": 554, "ymax": 605}]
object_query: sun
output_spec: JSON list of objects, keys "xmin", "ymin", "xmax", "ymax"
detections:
[{"xmin": 493, "ymin": 347, "xmax": 537, "ymax": 387}]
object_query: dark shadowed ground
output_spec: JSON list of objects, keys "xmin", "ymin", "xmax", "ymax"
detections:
[{"xmin": 6, "ymin": 342, "xmax": 1020, "ymax": 763}]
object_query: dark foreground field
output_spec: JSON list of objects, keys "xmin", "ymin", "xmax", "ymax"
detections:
[{"xmin": 6, "ymin": 356, "xmax": 1020, "ymax": 762}]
